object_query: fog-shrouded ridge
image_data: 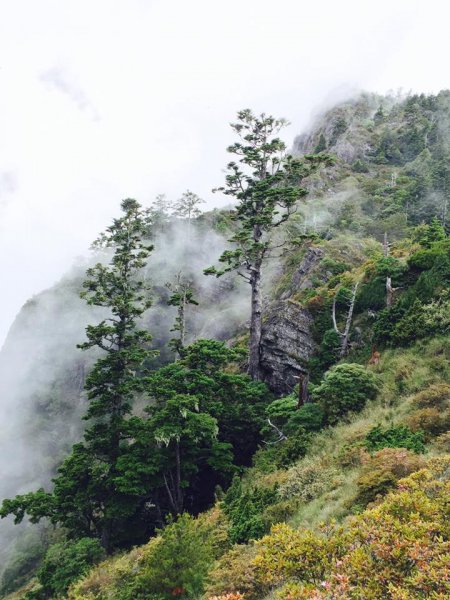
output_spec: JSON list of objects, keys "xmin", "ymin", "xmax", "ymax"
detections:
[{"xmin": 0, "ymin": 218, "xmax": 250, "ymax": 579}]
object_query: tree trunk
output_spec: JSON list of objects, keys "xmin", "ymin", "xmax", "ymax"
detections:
[
  {"xmin": 386, "ymin": 277, "xmax": 394, "ymax": 307},
  {"xmin": 175, "ymin": 440, "xmax": 183, "ymax": 514},
  {"xmin": 100, "ymin": 519, "xmax": 112, "ymax": 553},
  {"xmin": 340, "ymin": 283, "xmax": 359, "ymax": 357},
  {"xmin": 163, "ymin": 442, "xmax": 184, "ymax": 515},
  {"xmin": 249, "ymin": 259, "xmax": 263, "ymax": 380},
  {"xmin": 297, "ymin": 372, "xmax": 310, "ymax": 407},
  {"xmin": 248, "ymin": 221, "xmax": 264, "ymax": 381}
]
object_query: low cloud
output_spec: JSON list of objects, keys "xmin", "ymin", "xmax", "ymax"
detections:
[
  {"xmin": 0, "ymin": 171, "xmax": 18, "ymax": 206},
  {"xmin": 40, "ymin": 66, "xmax": 100, "ymax": 121}
]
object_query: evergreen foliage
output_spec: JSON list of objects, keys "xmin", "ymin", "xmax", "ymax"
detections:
[
  {"xmin": 27, "ymin": 538, "xmax": 104, "ymax": 599},
  {"xmin": 205, "ymin": 109, "xmax": 328, "ymax": 378},
  {"xmin": 1, "ymin": 199, "xmax": 155, "ymax": 552},
  {"xmin": 364, "ymin": 424, "xmax": 425, "ymax": 454},
  {"xmin": 313, "ymin": 363, "xmax": 379, "ymax": 424}
]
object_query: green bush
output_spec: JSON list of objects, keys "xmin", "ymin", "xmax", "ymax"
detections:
[
  {"xmin": 266, "ymin": 397, "xmax": 324, "ymax": 436},
  {"xmin": 285, "ymin": 403, "xmax": 324, "ymax": 434},
  {"xmin": 354, "ymin": 448, "xmax": 425, "ymax": 507},
  {"xmin": 223, "ymin": 478, "xmax": 278, "ymax": 544},
  {"xmin": 279, "ymin": 456, "xmax": 342, "ymax": 503},
  {"xmin": 408, "ymin": 248, "xmax": 440, "ymax": 271},
  {"xmin": 69, "ymin": 508, "xmax": 229, "ymax": 600},
  {"xmin": 351, "ymin": 159, "xmax": 369, "ymax": 173},
  {"xmin": 273, "ymin": 429, "xmax": 310, "ymax": 468},
  {"xmin": 364, "ymin": 424, "xmax": 425, "ymax": 454},
  {"xmin": 411, "ymin": 218, "xmax": 446, "ymax": 248},
  {"xmin": 321, "ymin": 257, "xmax": 350, "ymax": 275},
  {"xmin": 134, "ymin": 512, "xmax": 224, "ymax": 599},
  {"xmin": 313, "ymin": 363, "xmax": 379, "ymax": 424},
  {"xmin": 32, "ymin": 538, "xmax": 105, "ymax": 599},
  {"xmin": 266, "ymin": 396, "xmax": 297, "ymax": 421},
  {"xmin": 309, "ymin": 329, "xmax": 342, "ymax": 380}
]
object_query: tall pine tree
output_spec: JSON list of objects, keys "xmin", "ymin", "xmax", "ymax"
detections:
[
  {"xmin": 1, "ymin": 199, "xmax": 155, "ymax": 552},
  {"xmin": 205, "ymin": 109, "xmax": 327, "ymax": 379}
]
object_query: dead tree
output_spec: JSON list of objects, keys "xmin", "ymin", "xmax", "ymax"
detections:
[
  {"xmin": 332, "ymin": 282, "xmax": 359, "ymax": 357},
  {"xmin": 265, "ymin": 418, "xmax": 288, "ymax": 444},
  {"xmin": 383, "ymin": 231, "xmax": 390, "ymax": 257},
  {"xmin": 383, "ymin": 232, "xmax": 401, "ymax": 307}
]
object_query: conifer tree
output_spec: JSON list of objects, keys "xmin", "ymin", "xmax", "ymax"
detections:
[
  {"xmin": 166, "ymin": 273, "xmax": 198, "ymax": 357},
  {"xmin": 205, "ymin": 109, "xmax": 327, "ymax": 379},
  {"xmin": 173, "ymin": 190, "xmax": 205, "ymax": 239},
  {"xmin": 0, "ymin": 199, "xmax": 155, "ymax": 552},
  {"xmin": 148, "ymin": 193, "xmax": 173, "ymax": 231},
  {"xmin": 173, "ymin": 190, "xmax": 205, "ymax": 222}
]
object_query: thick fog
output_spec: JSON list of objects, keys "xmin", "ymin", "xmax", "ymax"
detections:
[{"xmin": 2, "ymin": 0, "xmax": 450, "ymax": 345}]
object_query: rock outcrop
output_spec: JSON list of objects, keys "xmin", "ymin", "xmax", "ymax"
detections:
[
  {"xmin": 260, "ymin": 300, "xmax": 315, "ymax": 396},
  {"xmin": 260, "ymin": 247, "xmax": 323, "ymax": 395}
]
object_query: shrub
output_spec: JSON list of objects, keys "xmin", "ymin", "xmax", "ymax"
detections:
[
  {"xmin": 133, "ymin": 512, "xmax": 221, "ymax": 599},
  {"xmin": 261, "ymin": 498, "xmax": 301, "ymax": 528},
  {"xmin": 433, "ymin": 431, "xmax": 450, "ymax": 452},
  {"xmin": 34, "ymin": 538, "xmax": 105, "ymax": 599},
  {"xmin": 286, "ymin": 403, "xmax": 325, "ymax": 434},
  {"xmin": 266, "ymin": 396, "xmax": 297, "ymax": 421},
  {"xmin": 408, "ymin": 248, "xmax": 440, "ymax": 270},
  {"xmin": 313, "ymin": 363, "xmax": 379, "ymax": 424},
  {"xmin": 252, "ymin": 523, "xmax": 331, "ymax": 587},
  {"xmin": 321, "ymin": 257, "xmax": 350, "ymax": 275},
  {"xmin": 223, "ymin": 478, "xmax": 278, "ymax": 544},
  {"xmin": 406, "ymin": 407, "xmax": 450, "ymax": 439},
  {"xmin": 274, "ymin": 429, "xmax": 311, "ymax": 468},
  {"xmin": 69, "ymin": 508, "xmax": 229, "ymax": 600},
  {"xmin": 279, "ymin": 456, "xmax": 343, "ymax": 503},
  {"xmin": 411, "ymin": 383, "xmax": 450, "ymax": 409},
  {"xmin": 309, "ymin": 328, "xmax": 342, "ymax": 380},
  {"xmin": 244, "ymin": 458, "xmax": 450, "ymax": 599},
  {"xmin": 205, "ymin": 544, "xmax": 262, "ymax": 600},
  {"xmin": 355, "ymin": 447, "xmax": 425, "ymax": 506},
  {"xmin": 319, "ymin": 457, "xmax": 450, "ymax": 598},
  {"xmin": 352, "ymin": 159, "xmax": 369, "ymax": 173},
  {"xmin": 266, "ymin": 398, "xmax": 325, "ymax": 435},
  {"xmin": 412, "ymin": 219, "xmax": 447, "ymax": 248},
  {"xmin": 208, "ymin": 594, "xmax": 245, "ymax": 600},
  {"xmin": 337, "ymin": 443, "xmax": 369, "ymax": 468},
  {"xmin": 364, "ymin": 424, "xmax": 425, "ymax": 454}
]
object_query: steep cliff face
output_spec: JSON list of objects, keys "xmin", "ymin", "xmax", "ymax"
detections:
[
  {"xmin": 260, "ymin": 300, "xmax": 315, "ymax": 396},
  {"xmin": 260, "ymin": 248, "xmax": 323, "ymax": 395}
]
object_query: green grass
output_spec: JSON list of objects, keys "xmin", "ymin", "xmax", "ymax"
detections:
[{"xmin": 252, "ymin": 335, "xmax": 450, "ymax": 531}]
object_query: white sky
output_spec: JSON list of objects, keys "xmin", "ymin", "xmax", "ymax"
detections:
[{"xmin": 0, "ymin": 0, "xmax": 449, "ymax": 346}]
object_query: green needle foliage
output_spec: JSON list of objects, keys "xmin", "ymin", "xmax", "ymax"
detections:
[
  {"xmin": 0, "ymin": 199, "xmax": 156, "ymax": 553},
  {"xmin": 205, "ymin": 109, "xmax": 329, "ymax": 379}
]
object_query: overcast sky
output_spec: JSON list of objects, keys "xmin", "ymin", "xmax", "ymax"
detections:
[{"xmin": 0, "ymin": 0, "xmax": 449, "ymax": 346}]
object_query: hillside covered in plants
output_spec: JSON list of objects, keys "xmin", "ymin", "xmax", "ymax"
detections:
[{"xmin": 1, "ymin": 91, "xmax": 449, "ymax": 600}]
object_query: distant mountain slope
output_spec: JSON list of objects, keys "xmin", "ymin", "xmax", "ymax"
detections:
[{"xmin": 1, "ymin": 90, "xmax": 449, "ymax": 598}]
